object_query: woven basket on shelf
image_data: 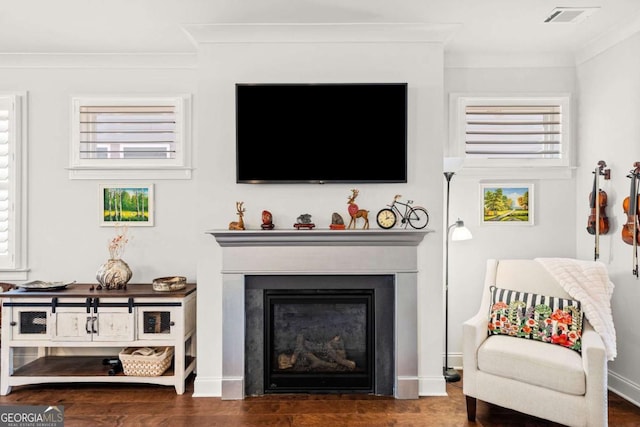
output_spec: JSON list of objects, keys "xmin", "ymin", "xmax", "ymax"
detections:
[{"xmin": 119, "ymin": 346, "xmax": 173, "ymax": 377}]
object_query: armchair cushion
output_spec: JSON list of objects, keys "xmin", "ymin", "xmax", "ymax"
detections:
[
  {"xmin": 478, "ymin": 335, "xmax": 585, "ymax": 395},
  {"xmin": 488, "ymin": 286, "xmax": 583, "ymax": 353}
]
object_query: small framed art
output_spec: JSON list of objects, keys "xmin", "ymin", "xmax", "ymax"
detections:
[
  {"xmin": 100, "ymin": 184, "xmax": 154, "ymax": 226},
  {"xmin": 480, "ymin": 183, "xmax": 534, "ymax": 225}
]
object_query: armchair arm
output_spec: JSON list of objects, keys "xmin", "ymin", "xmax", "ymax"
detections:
[
  {"xmin": 580, "ymin": 322, "xmax": 608, "ymax": 426},
  {"xmin": 462, "ymin": 311, "xmax": 489, "ymax": 397}
]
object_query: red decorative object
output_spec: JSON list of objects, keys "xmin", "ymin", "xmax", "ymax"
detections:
[
  {"xmin": 347, "ymin": 189, "xmax": 369, "ymax": 229},
  {"xmin": 261, "ymin": 210, "xmax": 275, "ymax": 230}
]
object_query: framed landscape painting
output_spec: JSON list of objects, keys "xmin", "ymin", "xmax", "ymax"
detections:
[
  {"xmin": 480, "ymin": 183, "xmax": 534, "ymax": 225},
  {"xmin": 100, "ymin": 184, "xmax": 154, "ymax": 226}
]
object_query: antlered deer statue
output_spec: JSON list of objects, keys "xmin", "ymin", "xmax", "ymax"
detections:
[
  {"xmin": 347, "ymin": 189, "xmax": 369, "ymax": 229},
  {"xmin": 228, "ymin": 202, "xmax": 246, "ymax": 230}
]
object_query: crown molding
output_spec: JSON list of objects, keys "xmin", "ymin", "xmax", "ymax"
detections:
[
  {"xmin": 444, "ymin": 51, "xmax": 576, "ymax": 69},
  {"xmin": 182, "ymin": 22, "xmax": 461, "ymax": 45},
  {"xmin": 0, "ymin": 53, "xmax": 197, "ymax": 69},
  {"xmin": 576, "ymin": 13, "xmax": 640, "ymax": 65}
]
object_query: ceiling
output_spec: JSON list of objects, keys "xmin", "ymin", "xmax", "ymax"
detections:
[{"xmin": 1, "ymin": 0, "xmax": 640, "ymax": 58}]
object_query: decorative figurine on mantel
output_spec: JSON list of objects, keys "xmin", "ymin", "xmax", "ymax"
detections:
[
  {"xmin": 261, "ymin": 210, "xmax": 275, "ymax": 230},
  {"xmin": 330, "ymin": 212, "xmax": 345, "ymax": 230},
  {"xmin": 347, "ymin": 189, "xmax": 369, "ymax": 229},
  {"xmin": 228, "ymin": 202, "xmax": 246, "ymax": 230},
  {"xmin": 294, "ymin": 213, "xmax": 315, "ymax": 229}
]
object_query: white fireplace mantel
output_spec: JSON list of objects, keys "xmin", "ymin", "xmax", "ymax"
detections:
[
  {"xmin": 205, "ymin": 228, "xmax": 430, "ymax": 399},
  {"xmin": 208, "ymin": 229, "xmax": 430, "ymax": 247}
]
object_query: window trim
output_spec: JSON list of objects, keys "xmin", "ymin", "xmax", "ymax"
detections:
[
  {"xmin": 448, "ymin": 93, "xmax": 573, "ymax": 178},
  {"xmin": 69, "ymin": 94, "xmax": 193, "ymax": 180},
  {"xmin": 0, "ymin": 92, "xmax": 28, "ymax": 280}
]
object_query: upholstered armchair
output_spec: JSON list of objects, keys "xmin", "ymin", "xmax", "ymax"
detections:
[{"xmin": 463, "ymin": 259, "xmax": 613, "ymax": 427}]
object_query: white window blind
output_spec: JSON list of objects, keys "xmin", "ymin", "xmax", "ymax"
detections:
[
  {"xmin": 0, "ymin": 104, "xmax": 9, "ymax": 261},
  {"xmin": 79, "ymin": 105, "xmax": 176, "ymax": 160},
  {"xmin": 450, "ymin": 95, "xmax": 571, "ymax": 176},
  {"xmin": 465, "ymin": 105, "xmax": 561, "ymax": 159},
  {"xmin": 0, "ymin": 93, "xmax": 26, "ymax": 277},
  {"xmin": 70, "ymin": 95, "xmax": 192, "ymax": 179}
]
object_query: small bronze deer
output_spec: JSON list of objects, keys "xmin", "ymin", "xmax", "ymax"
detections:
[
  {"xmin": 228, "ymin": 202, "xmax": 246, "ymax": 230},
  {"xmin": 347, "ymin": 189, "xmax": 369, "ymax": 229}
]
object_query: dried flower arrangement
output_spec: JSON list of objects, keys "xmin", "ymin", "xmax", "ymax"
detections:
[{"xmin": 108, "ymin": 225, "xmax": 129, "ymax": 260}]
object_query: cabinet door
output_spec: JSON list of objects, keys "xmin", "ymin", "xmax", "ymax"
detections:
[
  {"xmin": 52, "ymin": 309, "xmax": 94, "ymax": 342},
  {"xmin": 94, "ymin": 308, "xmax": 134, "ymax": 342},
  {"xmin": 11, "ymin": 307, "xmax": 51, "ymax": 341},
  {"xmin": 52, "ymin": 307, "xmax": 134, "ymax": 342},
  {"xmin": 137, "ymin": 307, "xmax": 180, "ymax": 340}
]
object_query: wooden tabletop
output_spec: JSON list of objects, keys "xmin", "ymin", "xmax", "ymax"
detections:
[{"xmin": 0, "ymin": 283, "xmax": 196, "ymax": 298}]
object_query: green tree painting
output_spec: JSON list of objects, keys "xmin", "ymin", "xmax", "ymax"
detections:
[
  {"xmin": 483, "ymin": 186, "xmax": 530, "ymax": 223},
  {"xmin": 102, "ymin": 187, "xmax": 150, "ymax": 224}
]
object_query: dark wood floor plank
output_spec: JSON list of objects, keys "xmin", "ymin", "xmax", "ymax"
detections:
[{"xmin": 0, "ymin": 373, "xmax": 639, "ymax": 426}]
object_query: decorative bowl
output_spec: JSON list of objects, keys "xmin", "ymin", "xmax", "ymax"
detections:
[{"xmin": 152, "ymin": 276, "xmax": 187, "ymax": 292}]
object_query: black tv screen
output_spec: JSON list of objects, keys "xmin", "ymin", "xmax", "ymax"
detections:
[{"xmin": 235, "ymin": 83, "xmax": 407, "ymax": 184}]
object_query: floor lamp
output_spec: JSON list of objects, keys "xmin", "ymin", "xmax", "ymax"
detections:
[{"xmin": 443, "ymin": 169, "xmax": 472, "ymax": 383}]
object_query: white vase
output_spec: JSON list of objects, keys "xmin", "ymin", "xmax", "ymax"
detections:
[{"xmin": 96, "ymin": 258, "xmax": 132, "ymax": 290}]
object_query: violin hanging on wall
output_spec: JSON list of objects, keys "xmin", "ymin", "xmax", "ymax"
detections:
[
  {"xmin": 587, "ymin": 160, "xmax": 610, "ymax": 261},
  {"xmin": 621, "ymin": 162, "xmax": 640, "ymax": 278}
]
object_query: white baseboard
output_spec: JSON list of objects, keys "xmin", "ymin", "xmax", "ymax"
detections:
[
  {"xmin": 190, "ymin": 366, "xmax": 640, "ymax": 405},
  {"xmin": 608, "ymin": 370, "xmax": 640, "ymax": 408},
  {"xmin": 419, "ymin": 375, "xmax": 447, "ymax": 396},
  {"xmin": 192, "ymin": 376, "xmax": 222, "ymax": 397},
  {"xmin": 448, "ymin": 353, "xmax": 463, "ymax": 371}
]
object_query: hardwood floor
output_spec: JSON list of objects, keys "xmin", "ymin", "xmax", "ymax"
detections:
[{"xmin": 1, "ymin": 374, "xmax": 639, "ymax": 426}]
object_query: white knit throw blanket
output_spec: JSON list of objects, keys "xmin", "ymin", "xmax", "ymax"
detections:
[{"xmin": 535, "ymin": 257, "xmax": 617, "ymax": 361}]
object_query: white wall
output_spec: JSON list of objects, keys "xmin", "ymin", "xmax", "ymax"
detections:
[
  {"xmin": 0, "ymin": 64, "xmax": 198, "ymax": 282},
  {"xmin": 193, "ymin": 40, "xmax": 447, "ymax": 396},
  {"xmin": 443, "ymin": 65, "xmax": 578, "ymax": 368},
  {"xmin": 577, "ymin": 32, "xmax": 640, "ymax": 405}
]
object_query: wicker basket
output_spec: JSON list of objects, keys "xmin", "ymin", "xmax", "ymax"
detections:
[{"xmin": 119, "ymin": 347, "xmax": 173, "ymax": 377}]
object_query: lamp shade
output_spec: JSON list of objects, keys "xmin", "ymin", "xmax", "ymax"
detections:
[
  {"xmin": 451, "ymin": 219, "xmax": 473, "ymax": 241},
  {"xmin": 443, "ymin": 157, "xmax": 464, "ymax": 173}
]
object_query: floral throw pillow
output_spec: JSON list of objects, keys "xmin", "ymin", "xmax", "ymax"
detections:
[{"xmin": 488, "ymin": 286, "xmax": 583, "ymax": 353}]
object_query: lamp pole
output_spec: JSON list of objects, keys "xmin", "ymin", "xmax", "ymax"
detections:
[{"xmin": 443, "ymin": 171, "xmax": 461, "ymax": 383}]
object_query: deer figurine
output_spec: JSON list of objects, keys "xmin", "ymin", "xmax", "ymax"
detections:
[
  {"xmin": 347, "ymin": 189, "xmax": 369, "ymax": 229},
  {"xmin": 228, "ymin": 201, "xmax": 246, "ymax": 230}
]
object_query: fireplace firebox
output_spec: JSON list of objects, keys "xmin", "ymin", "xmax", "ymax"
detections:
[
  {"xmin": 264, "ymin": 289, "xmax": 374, "ymax": 393},
  {"xmin": 244, "ymin": 274, "xmax": 395, "ymax": 396}
]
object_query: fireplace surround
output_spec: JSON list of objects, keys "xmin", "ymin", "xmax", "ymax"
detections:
[{"xmin": 208, "ymin": 229, "xmax": 429, "ymax": 400}]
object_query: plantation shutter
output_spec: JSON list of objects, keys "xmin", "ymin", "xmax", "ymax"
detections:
[
  {"xmin": 79, "ymin": 105, "xmax": 176, "ymax": 160},
  {"xmin": 0, "ymin": 99, "xmax": 12, "ymax": 264},
  {"xmin": 465, "ymin": 104, "xmax": 562, "ymax": 159}
]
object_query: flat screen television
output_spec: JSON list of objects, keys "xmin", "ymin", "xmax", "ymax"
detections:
[{"xmin": 235, "ymin": 83, "xmax": 407, "ymax": 184}]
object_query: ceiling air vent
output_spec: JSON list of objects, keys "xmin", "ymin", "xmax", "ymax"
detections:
[{"xmin": 544, "ymin": 7, "xmax": 599, "ymax": 23}]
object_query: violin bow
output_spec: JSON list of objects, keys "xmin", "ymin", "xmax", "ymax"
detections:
[
  {"xmin": 632, "ymin": 162, "xmax": 640, "ymax": 277},
  {"xmin": 594, "ymin": 163, "xmax": 601, "ymax": 261},
  {"xmin": 593, "ymin": 161, "xmax": 610, "ymax": 261}
]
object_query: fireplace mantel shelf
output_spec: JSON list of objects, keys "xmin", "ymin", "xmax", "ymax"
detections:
[{"xmin": 206, "ymin": 229, "xmax": 432, "ymax": 247}]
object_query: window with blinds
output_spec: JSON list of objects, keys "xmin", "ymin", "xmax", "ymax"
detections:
[
  {"xmin": 450, "ymin": 95, "xmax": 571, "ymax": 174},
  {"xmin": 465, "ymin": 105, "xmax": 561, "ymax": 159},
  {"xmin": 70, "ymin": 95, "xmax": 192, "ymax": 179},
  {"xmin": 0, "ymin": 93, "xmax": 26, "ymax": 277},
  {"xmin": 79, "ymin": 105, "xmax": 176, "ymax": 160}
]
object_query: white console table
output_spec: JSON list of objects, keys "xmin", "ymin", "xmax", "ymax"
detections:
[{"xmin": 0, "ymin": 283, "xmax": 196, "ymax": 395}]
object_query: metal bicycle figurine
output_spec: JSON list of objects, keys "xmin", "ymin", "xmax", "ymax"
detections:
[{"xmin": 376, "ymin": 195, "xmax": 430, "ymax": 229}]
